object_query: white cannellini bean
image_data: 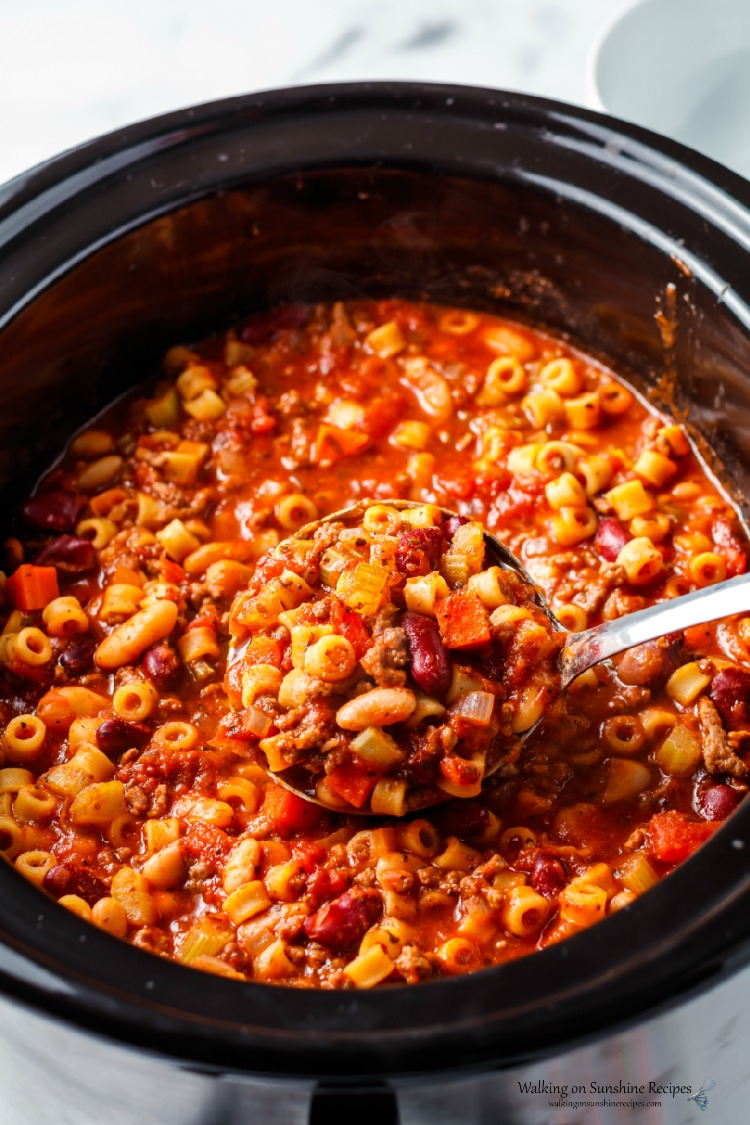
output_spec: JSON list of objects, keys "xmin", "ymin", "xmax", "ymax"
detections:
[
  {"xmin": 95, "ymin": 599, "xmax": 179, "ymax": 670},
  {"xmin": 336, "ymin": 688, "xmax": 417, "ymax": 731}
]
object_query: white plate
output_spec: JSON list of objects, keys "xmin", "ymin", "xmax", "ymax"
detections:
[{"xmin": 588, "ymin": 0, "xmax": 750, "ymax": 178}]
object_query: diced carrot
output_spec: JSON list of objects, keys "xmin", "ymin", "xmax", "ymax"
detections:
[
  {"xmin": 326, "ymin": 762, "xmax": 379, "ymax": 809},
  {"xmin": 648, "ymin": 810, "xmax": 718, "ymax": 864},
  {"xmin": 263, "ymin": 783, "xmax": 323, "ymax": 835},
  {"xmin": 329, "ymin": 598, "xmax": 371, "ymax": 658},
  {"xmin": 313, "ymin": 425, "xmax": 369, "ymax": 465},
  {"xmin": 435, "ymin": 591, "xmax": 491, "ymax": 649},
  {"xmin": 213, "ymin": 510, "xmax": 240, "ymax": 540},
  {"xmin": 112, "ymin": 565, "xmax": 145, "ymax": 587},
  {"xmin": 36, "ymin": 688, "xmax": 77, "ymax": 732},
  {"xmin": 245, "ymin": 635, "xmax": 284, "ymax": 668},
  {"xmin": 6, "ymin": 564, "xmax": 59, "ymax": 611},
  {"xmin": 153, "ymin": 891, "xmax": 188, "ymax": 920},
  {"xmin": 683, "ymin": 624, "xmax": 715, "ymax": 650}
]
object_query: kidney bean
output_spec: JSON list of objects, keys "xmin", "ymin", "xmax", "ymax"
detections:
[
  {"xmin": 617, "ymin": 642, "xmax": 664, "ymax": 686},
  {"xmin": 619, "ymin": 636, "xmax": 683, "ymax": 687},
  {"xmin": 403, "ymin": 611, "xmax": 452, "ymax": 697},
  {"xmin": 43, "ymin": 862, "xmax": 107, "ymax": 906},
  {"xmin": 23, "ymin": 490, "xmax": 86, "ymax": 533},
  {"xmin": 35, "ymin": 535, "xmax": 97, "ymax": 573},
  {"xmin": 96, "ymin": 717, "xmax": 151, "ymax": 758},
  {"xmin": 698, "ymin": 784, "xmax": 743, "ymax": 821},
  {"xmin": 142, "ymin": 644, "xmax": 181, "ymax": 690},
  {"xmin": 710, "ymin": 668, "xmax": 750, "ymax": 729},
  {"xmin": 594, "ymin": 517, "xmax": 630, "ymax": 562},
  {"xmin": 396, "ymin": 527, "xmax": 443, "ymax": 577},
  {"xmin": 59, "ymin": 637, "xmax": 96, "ymax": 677},
  {"xmin": 303, "ymin": 886, "xmax": 381, "ymax": 950},
  {"xmin": 444, "ymin": 514, "xmax": 469, "ymax": 541},
  {"xmin": 437, "ymin": 801, "xmax": 489, "ymax": 838},
  {"xmin": 531, "ymin": 853, "xmax": 567, "ymax": 898}
]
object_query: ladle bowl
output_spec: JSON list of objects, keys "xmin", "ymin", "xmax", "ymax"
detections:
[{"xmin": 231, "ymin": 499, "xmax": 750, "ymax": 812}]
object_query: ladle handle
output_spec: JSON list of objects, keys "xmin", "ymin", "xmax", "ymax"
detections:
[{"xmin": 560, "ymin": 571, "xmax": 750, "ymax": 688}]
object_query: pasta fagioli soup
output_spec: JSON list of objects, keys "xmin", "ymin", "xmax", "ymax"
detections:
[{"xmin": 0, "ymin": 299, "xmax": 747, "ymax": 989}]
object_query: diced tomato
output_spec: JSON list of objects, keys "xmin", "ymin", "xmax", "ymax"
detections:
[
  {"xmin": 250, "ymin": 396, "xmax": 277, "ymax": 434},
  {"xmin": 326, "ymin": 761, "xmax": 379, "ymax": 809},
  {"xmin": 313, "ymin": 425, "xmax": 370, "ymax": 465},
  {"xmin": 648, "ymin": 810, "xmax": 719, "ymax": 864},
  {"xmin": 245, "ymin": 635, "xmax": 283, "ymax": 668},
  {"xmin": 245, "ymin": 552, "xmax": 286, "ymax": 593},
  {"xmin": 439, "ymin": 756, "xmax": 482, "ymax": 788},
  {"xmin": 329, "ymin": 598, "xmax": 371, "ymax": 658},
  {"xmin": 435, "ymin": 465, "xmax": 477, "ymax": 500},
  {"xmin": 305, "ymin": 865, "xmax": 350, "ymax": 907},
  {"xmin": 6, "ymin": 564, "xmax": 59, "ymax": 611},
  {"xmin": 726, "ymin": 551, "xmax": 746, "ymax": 578},
  {"xmin": 489, "ymin": 485, "xmax": 540, "ymax": 523},
  {"xmin": 712, "ymin": 516, "xmax": 747, "ymax": 577},
  {"xmin": 475, "ymin": 469, "xmax": 512, "ymax": 496},
  {"xmin": 361, "ymin": 391, "xmax": 405, "ymax": 439},
  {"xmin": 435, "ymin": 591, "xmax": 491, "ymax": 649},
  {"xmin": 158, "ymin": 558, "xmax": 187, "ymax": 584},
  {"xmin": 292, "ymin": 840, "xmax": 327, "ymax": 873},
  {"xmin": 223, "ymin": 660, "xmax": 244, "ymax": 706},
  {"xmin": 263, "ymin": 783, "xmax": 323, "ymax": 835},
  {"xmin": 183, "ymin": 822, "xmax": 231, "ymax": 871}
]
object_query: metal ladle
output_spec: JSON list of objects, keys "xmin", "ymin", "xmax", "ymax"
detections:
[{"xmin": 240, "ymin": 500, "xmax": 750, "ymax": 811}]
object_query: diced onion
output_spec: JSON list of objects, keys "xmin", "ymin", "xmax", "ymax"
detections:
[
  {"xmin": 243, "ymin": 706, "xmax": 274, "ymax": 739},
  {"xmin": 450, "ymin": 691, "xmax": 495, "ymax": 728}
]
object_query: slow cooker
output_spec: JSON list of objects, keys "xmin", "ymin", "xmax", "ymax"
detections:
[{"xmin": 1, "ymin": 83, "xmax": 750, "ymax": 1125}]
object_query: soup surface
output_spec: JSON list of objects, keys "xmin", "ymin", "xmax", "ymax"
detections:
[{"xmin": 1, "ymin": 300, "xmax": 748, "ymax": 989}]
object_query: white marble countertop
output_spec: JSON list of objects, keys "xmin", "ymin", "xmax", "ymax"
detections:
[{"xmin": 1, "ymin": 0, "xmax": 631, "ymax": 185}]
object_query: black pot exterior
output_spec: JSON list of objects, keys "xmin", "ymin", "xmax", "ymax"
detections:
[{"xmin": 2, "ymin": 83, "xmax": 750, "ymax": 1081}]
